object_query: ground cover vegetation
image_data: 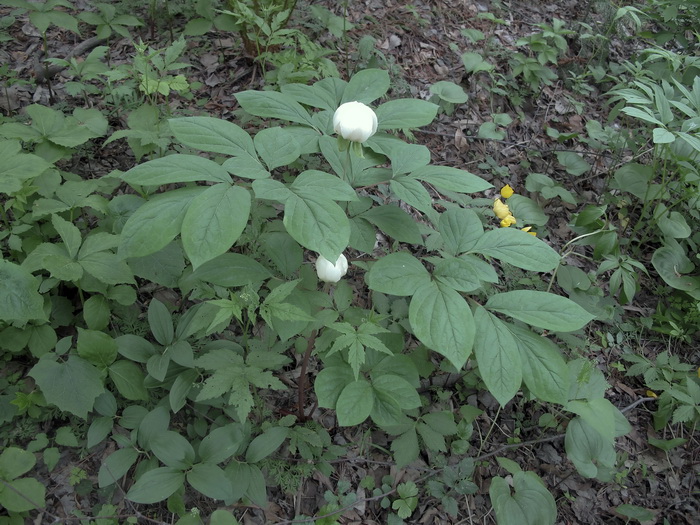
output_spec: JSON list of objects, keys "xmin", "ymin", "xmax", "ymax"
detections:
[{"xmin": 0, "ymin": 0, "xmax": 698, "ymax": 523}]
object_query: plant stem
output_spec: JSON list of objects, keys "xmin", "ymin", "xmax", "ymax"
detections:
[{"xmin": 297, "ymin": 329, "xmax": 318, "ymax": 421}]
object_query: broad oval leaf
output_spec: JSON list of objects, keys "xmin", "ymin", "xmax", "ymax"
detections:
[
  {"xmin": 0, "ymin": 260, "xmax": 46, "ymax": 322},
  {"xmin": 283, "ymin": 193, "xmax": 350, "ymax": 263},
  {"xmin": 126, "ymin": 467, "xmax": 185, "ymax": 504},
  {"xmin": 564, "ymin": 417, "xmax": 616, "ymax": 480},
  {"xmin": 472, "ymin": 306, "xmax": 521, "ymax": 406},
  {"xmin": 190, "ymin": 253, "xmax": 272, "ymax": 287},
  {"xmin": 181, "ymin": 184, "xmax": 251, "ymax": 269},
  {"xmin": 254, "ymin": 127, "xmax": 301, "ymax": 171},
  {"xmin": 168, "ymin": 116, "xmax": 256, "ymax": 157},
  {"xmin": 235, "ymin": 90, "xmax": 315, "ymax": 127},
  {"xmin": 119, "ymin": 187, "xmax": 200, "ymax": 259},
  {"xmin": 366, "ymin": 252, "xmax": 431, "ymax": 296},
  {"xmin": 410, "ymin": 165, "xmax": 492, "ymax": 194},
  {"xmin": 341, "ymin": 68, "xmax": 390, "ymax": 104},
  {"xmin": 485, "ymin": 290, "xmax": 595, "ymax": 332},
  {"xmin": 245, "ymin": 426, "xmax": 289, "ymax": 463},
  {"xmin": 376, "ymin": 99, "xmax": 438, "ymax": 130},
  {"xmin": 489, "ymin": 471, "xmax": 556, "ymax": 525},
  {"xmin": 314, "ymin": 365, "xmax": 354, "ymax": 408},
  {"xmin": 187, "ymin": 463, "xmax": 233, "ymax": 501},
  {"xmin": 507, "ymin": 324, "xmax": 570, "ymax": 404},
  {"xmin": 121, "ymin": 154, "xmax": 232, "ymax": 186},
  {"xmin": 471, "ymin": 228, "xmax": 560, "ymax": 272},
  {"xmin": 438, "ymin": 207, "xmax": 484, "ymax": 255},
  {"xmin": 336, "ymin": 379, "xmax": 374, "ymax": 426},
  {"xmin": 150, "ymin": 430, "xmax": 195, "ymax": 469},
  {"xmin": 408, "ymin": 282, "xmax": 474, "ymax": 370}
]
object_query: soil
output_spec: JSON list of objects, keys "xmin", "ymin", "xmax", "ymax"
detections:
[{"xmin": 1, "ymin": 0, "xmax": 698, "ymax": 524}]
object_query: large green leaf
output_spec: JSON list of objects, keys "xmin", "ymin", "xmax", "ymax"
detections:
[
  {"xmin": 291, "ymin": 170, "xmax": 357, "ymax": 202},
  {"xmin": 235, "ymin": 90, "xmax": 316, "ymax": 127},
  {"xmin": 472, "ymin": 306, "xmax": 521, "ymax": 406},
  {"xmin": 508, "ymin": 324, "xmax": 570, "ymax": 404},
  {"xmin": 565, "ymin": 398, "xmax": 617, "ymax": 445},
  {"xmin": 410, "ymin": 165, "xmax": 492, "ymax": 194},
  {"xmin": 341, "ymin": 69, "xmax": 390, "ymax": 104},
  {"xmin": 433, "ymin": 255, "xmax": 496, "ymax": 292},
  {"xmin": 564, "ymin": 417, "xmax": 616, "ymax": 481},
  {"xmin": 0, "ymin": 260, "xmax": 47, "ymax": 322},
  {"xmin": 190, "ymin": 253, "xmax": 271, "ymax": 287},
  {"xmin": 0, "ymin": 477, "xmax": 45, "ymax": 512},
  {"xmin": 181, "ymin": 184, "xmax": 251, "ymax": 269},
  {"xmin": 254, "ymin": 127, "xmax": 301, "ymax": 170},
  {"xmin": 651, "ymin": 243, "xmax": 700, "ymax": 298},
  {"xmin": 109, "ymin": 360, "xmax": 149, "ymax": 401},
  {"xmin": 360, "ymin": 204, "xmax": 423, "ymax": 244},
  {"xmin": 485, "ymin": 290, "xmax": 595, "ymax": 332},
  {"xmin": 29, "ymin": 355, "xmax": 104, "ymax": 419},
  {"xmin": 366, "ymin": 252, "xmax": 431, "ymax": 296},
  {"xmin": 126, "ymin": 467, "xmax": 185, "ymax": 504},
  {"xmin": 151, "ymin": 431, "xmax": 196, "ymax": 469},
  {"xmin": 168, "ymin": 116, "xmax": 256, "ymax": 157},
  {"xmin": 119, "ymin": 187, "xmax": 200, "ymax": 259},
  {"xmin": 80, "ymin": 252, "xmax": 135, "ymax": 285},
  {"xmin": 336, "ymin": 379, "xmax": 374, "ymax": 426},
  {"xmin": 408, "ymin": 281, "xmax": 474, "ymax": 370},
  {"xmin": 314, "ymin": 365, "xmax": 354, "ymax": 408},
  {"xmin": 471, "ymin": 228, "xmax": 560, "ymax": 272},
  {"xmin": 98, "ymin": 448, "xmax": 139, "ymax": 488},
  {"xmin": 389, "ymin": 176, "xmax": 433, "ymax": 213},
  {"xmin": 439, "ymin": 207, "xmax": 484, "ymax": 255},
  {"xmin": 376, "ymin": 99, "xmax": 438, "ymax": 129},
  {"xmin": 0, "ymin": 447, "xmax": 36, "ymax": 480},
  {"xmin": 245, "ymin": 426, "xmax": 289, "ymax": 463},
  {"xmin": 187, "ymin": 463, "xmax": 233, "ymax": 500},
  {"xmin": 489, "ymin": 471, "xmax": 556, "ymax": 525},
  {"xmin": 283, "ymin": 193, "xmax": 350, "ymax": 262},
  {"xmin": 121, "ymin": 154, "xmax": 232, "ymax": 186}
]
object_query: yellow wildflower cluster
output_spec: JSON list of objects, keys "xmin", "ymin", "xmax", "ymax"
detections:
[{"xmin": 493, "ymin": 185, "xmax": 536, "ymax": 235}]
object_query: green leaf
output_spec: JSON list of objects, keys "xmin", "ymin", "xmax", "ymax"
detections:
[
  {"xmin": 471, "ymin": 228, "xmax": 560, "ymax": 272},
  {"xmin": 376, "ymin": 99, "xmax": 438, "ymax": 129},
  {"xmin": 109, "ymin": 360, "xmax": 149, "ymax": 401},
  {"xmin": 392, "ymin": 428, "xmax": 420, "ymax": 468},
  {"xmin": 439, "ymin": 207, "xmax": 484, "ymax": 255},
  {"xmin": 565, "ymin": 398, "xmax": 617, "ymax": 444},
  {"xmin": 0, "ymin": 477, "xmax": 45, "ymax": 512},
  {"xmin": 283, "ymin": 193, "xmax": 350, "ymax": 262},
  {"xmin": 151, "ymin": 431, "xmax": 195, "ymax": 469},
  {"xmin": 98, "ymin": 447, "xmax": 139, "ymax": 488},
  {"xmin": 472, "ymin": 306, "xmax": 521, "ymax": 406},
  {"xmin": 83, "ymin": 294, "xmax": 111, "ymax": 330},
  {"xmin": 119, "ymin": 187, "xmax": 200, "ymax": 259},
  {"xmin": 366, "ymin": 252, "xmax": 431, "ymax": 296},
  {"xmin": 489, "ymin": 472, "xmax": 556, "ymax": 525},
  {"xmin": 373, "ymin": 374, "xmax": 421, "ymax": 410},
  {"xmin": 555, "ymin": 151, "xmax": 590, "ymax": 176},
  {"xmin": 235, "ymin": 90, "xmax": 316, "ymax": 127},
  {"xmin": 210, "ymin": 509, "xmax": 240, "ymax": 525},
  {"xmin": 314, "ymin": 365, "xmax": 354, "ymax": 408},
  {"xmin": 564, "ymin": 417, "xmax": 615, "ymax": 480},
  {"xmin": 181, "ymin": 184, "xmax": 251, "ymax": 269},
  {"xmin": 0, "ymin": 447, "xmax": 36, "ymax": 480},
  {"xmin": 0, "ymin": 260, "xmax": 47, "ymax": 322},
  {"xmin": 291, "ymin": 170, "xmax": 357, "ymax": 202},
  {"xmin": 410, "ymin": 165, "xmax": 492, "ymax": 194},
  {"xmin": 29, "ymin": 355, "xmax": 104, "ymax": 419},
  {"xmin": 187, "ymin": 463, "xmax": 233, "ymax": 500},
  {"xmin": 190, "ymin": 253, "xmax": 272, "ymax": 287},
  {"xmin": 126, "ymin": 467, "xmax": 185, "ymax": 504},
  {"xmin": 508, "ymin": 324, "xmax": 570, "ymax": 404},
  {"xmin": 148, "ymin": 299, "xmax": 173, "ymax": 345},
  {"xmin": 51, "ymin": 214, "xmax": 81, "ymax": 259},
  {"xmin": 615, "ymin": 504, "xmax": 655, "ymax": 522},
  {"xmin": 87, "ymin": 416, "xmax": 113, "ymax": 448},
  {"xmin": 198, "ymin": 424, "xmax": 245, "ymax": 464},
  {"xmin": 430, "ymin": 81, "xmax": 469, "ymax": 103},
  {"xmin": 336, "ymin": 379, "xmax": 374, "ymax": 426},
  {"xmin": 121, "ymin": 154, "xmax": 232, "ymax": 186},
  {"xmin": 433, "ymin": 255, "xmax": 496, "ymax": 292},
  {"xmin": 409, "ymin": 281, "xmax": 475, "ymax": 370},
  {"xmin": 77, "ymin": 327, "xmax": 118, "ymax": 368},
  {"xmin": 168, "ymin": 116, "xmax": 256, "ymax": 157},
  {"xmin": 341, "ymin": 68, "xmax": 390, "ymax": 104},
  {"xmin": 254, "ymin": 127, "xmax": 301, "ymax": 170},
  {"xmin": 80, "ymin": 251, "xmax": 135, "ymax": 285},
  {"xmin": 361, "ymin": 204, "xmax": 423, "ymax": 244},
  {"xmin": 651, "ymin": 243, "xmax": 700, "ymax": 295},
  {"xmin": 485, "ymin": 290, "xmax": 595, "ymax": 332},
  {"xmin": 245, "ymin": 426, "xmax": 289, "ymax": 463},
  {"xmin": 389, "ymin": 176, "xmax": 433, "ymax": 213}
]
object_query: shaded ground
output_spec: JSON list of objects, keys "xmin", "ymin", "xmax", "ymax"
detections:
[{"xmin": 1, "ymin": 0, "xmax": 698, "ymax": 523}]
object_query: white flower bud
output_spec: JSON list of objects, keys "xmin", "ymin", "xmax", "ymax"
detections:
[
  {"xmin": 315, "ymin": 254, "xmax": 349, "ymax": 283},
  {"xmin": 333, "ymin": 101, "xmax": 378, "ymax": 143}
]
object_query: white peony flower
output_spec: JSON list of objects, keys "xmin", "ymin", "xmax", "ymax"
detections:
[
  {"xmin": 333, "ymin": 101, "xmax": 378, "ymax": 143},
  {"xmin": 315, "ymin": 253, "xmax": 349, "ymax": 283}
]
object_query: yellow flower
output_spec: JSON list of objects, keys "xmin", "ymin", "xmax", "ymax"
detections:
[
  {"xmin": 646, "ymin": 390, "xmax": 658, "ymax": 398},
  {"xmin": 521, "ymin": 226, "xmax": 536, "ymax": 236},
  {"xmin": 493, "ymin": 198, "xmax": 511, "ymax": 219},
  {"xmin": 500, "ymin": 215, "xmax": 517, "ymax": 228},
  {"xmin": 500, "ymin": 184, "xmax": 514, "ymax": 199}
]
